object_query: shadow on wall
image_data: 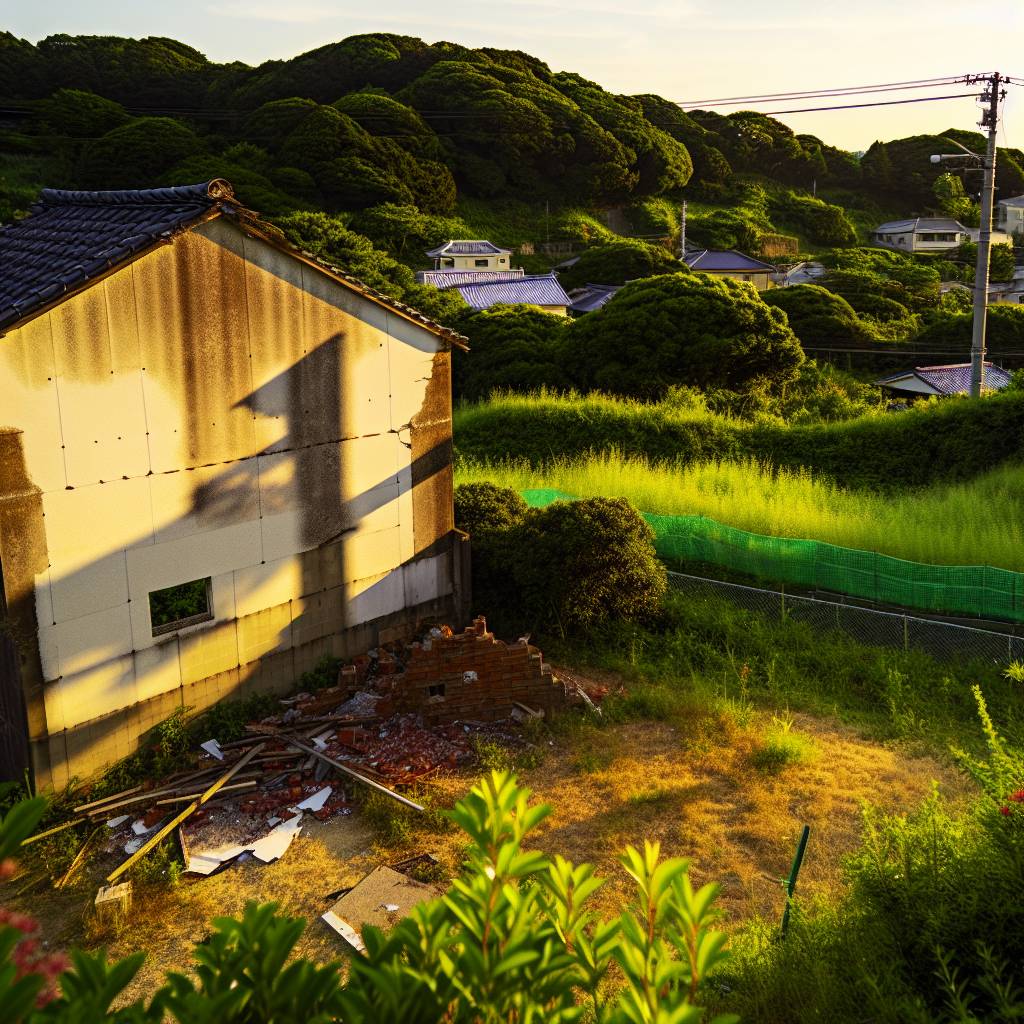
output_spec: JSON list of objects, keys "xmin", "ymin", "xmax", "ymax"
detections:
[{"xmin": 0, "ymin": 242, "xmax": 458, "ymax": 786}]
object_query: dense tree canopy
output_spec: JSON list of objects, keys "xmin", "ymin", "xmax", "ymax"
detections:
[
  {"xmin": 569, "ymin": 273, "xmax": 805, "ymax": 398},
  {"xmin": 763, "ymin": 285, "xmax": 879, "ymax": 349},
  {"xmin": 558, "ymin": 239, "xmax": 687, "ymax": 289},
  {"xmin": 453, "ymin": 306, "xmax": 573, "ymax": 400}
]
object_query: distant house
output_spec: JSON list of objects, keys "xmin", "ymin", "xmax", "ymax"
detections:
[
  {"xmin": 454, "ymin": 272, "xmax": 571, "ymax": 315},
  {"xmin": 780, "ymin": 260, "xmax": 826, "ymax": 287},
  {"xmin": 567, "ymin": 283, "xmax": 621, "ymax": 314},
  {"xmin": 415, "ymin": 268, "xmax": 525, "ymax": 289},
  {"xmin": 876, "ymin": 362, "xmax": 1012, "ymax": 397},
  {"xmin": 996, "ymin": 195, "xmax": 1024, "ymax": 238},
  {"xmin": 683, "ymin": 249, "xmax": 776, "ymax": 290},
  {"xmin": 871, "ymin": 217, "xmax": 970, "ymax": 253},
  {"xmin": 0, "ymin": 180, "xmax": 469, "ymax": 788},
  {"xmin": 426, "ymin": 240, "xmax": 513, "ymax": 271}
]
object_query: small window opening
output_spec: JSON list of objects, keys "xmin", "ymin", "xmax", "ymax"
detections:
[
  {"xmin": 427, "ymin": 682, "xmax": 446, "ymax": 699},
  {"xmin": 150, "ymin": 577, "xmax": 213, "ymax": 636},
  {"xmin": 474, "ymin": 258, "xmax": 489, "ymax": 267}
]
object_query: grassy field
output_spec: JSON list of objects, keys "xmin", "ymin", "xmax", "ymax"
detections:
[{"xmin": 456, "ymin": 450, "xmax": 1024, "ymax": 571}]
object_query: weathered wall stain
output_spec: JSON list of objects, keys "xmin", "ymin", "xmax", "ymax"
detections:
[{"xmin": 0, "ymin": 214, "xmax": 464, "ymax": 788}]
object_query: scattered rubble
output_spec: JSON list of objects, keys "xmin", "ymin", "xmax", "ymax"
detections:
[{"xmin": 26, "ymin": 618, "xmax": 596, "ymax": 892}]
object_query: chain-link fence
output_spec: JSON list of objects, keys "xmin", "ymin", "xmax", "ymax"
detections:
[{"xmin": 667, "ymin": 571, "xmax": 1024, "ymax": 666}]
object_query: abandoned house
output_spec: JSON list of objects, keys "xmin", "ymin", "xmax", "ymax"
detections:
[{"xmin": 0, "ymin": 179, "xmax": 470, "ymax": 790}]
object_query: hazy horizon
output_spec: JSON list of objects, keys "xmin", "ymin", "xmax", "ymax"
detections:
[{"xmin": 2, "ymin": 0, "xmax": 1022, "ymax": 154}]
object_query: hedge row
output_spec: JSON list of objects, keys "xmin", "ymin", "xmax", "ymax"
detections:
[{"xmin": 453, "ymin": 390, "xmax": 1024, "ymax": 490}]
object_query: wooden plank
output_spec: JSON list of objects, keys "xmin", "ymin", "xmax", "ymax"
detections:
[
  {"xmin": 21, "ymin": 817, "xmax": 86, "ymax": 846},
  {"xmin": 283, "ymin": 737, "xmax": 424, "ymax": 812},
  {"xmin": 74, "ymin": 785, "xmax": 143, "ymax": 813},
  {"xmin": 105, "ymin": 742, "xmax": 266, "ymax": 884},
  {"xmin": 155, "ymin": 780, "xmax": 257, "ymax": 805}
]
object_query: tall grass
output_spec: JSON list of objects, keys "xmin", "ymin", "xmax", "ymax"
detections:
[
  {"xmin": 453, "ymin": 389, "xmax": 1024, "ymax": 491},
  {"xmin": 456, "ymin": 451, "xmax": 1024, "ymax": 571}
]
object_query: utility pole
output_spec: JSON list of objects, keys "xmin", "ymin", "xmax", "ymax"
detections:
[
  {"xmin": 679, "ymin": 200, "xmax": 687, "ymax": 259},
  {"xmin": 969, "ymin": 73, "xmax": 1003, "ymax": 398}
]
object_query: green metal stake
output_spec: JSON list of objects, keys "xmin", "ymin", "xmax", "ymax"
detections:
[{"xmin": 780, "ymin": 824, "xmax": 810, "ymax": 937}]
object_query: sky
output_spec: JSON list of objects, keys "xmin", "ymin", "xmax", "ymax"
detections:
[{"xmin": 2, "ymin": 0, "xmax": 1023, "ymax": 152}]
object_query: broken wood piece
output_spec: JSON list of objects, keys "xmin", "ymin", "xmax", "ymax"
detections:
[
  {"xmin": 154, "ymin": 780, "xmax": 257, "ymax": 805},
  {"xmin": 56, "ymin": 826, "xmax": 101, "ymax": 890},
  {"xmin": 21, "ymin": 816, "xmax": 86, "ymax": 846},
  {"xmin": 74, "ymin": 785, "xmax": 143, "ymax": 813},
  {"xmin": 512, "ymin": 701, "xmax": 543, "ymax": 718},
  {"xmin": 105, "ymin": 742, "xmax": 266, "ymax": 883},
  {"xmin": 284, "ymin": 737, "xmax": 424, "ymax": 812}
]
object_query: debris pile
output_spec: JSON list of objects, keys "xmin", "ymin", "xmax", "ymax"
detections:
[{"xmin": 40, "ymin": 618, "xmax": 582, "ymax": 885}]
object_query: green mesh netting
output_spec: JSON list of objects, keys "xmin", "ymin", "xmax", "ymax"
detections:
[{"xmin": 521, "ymin": 489, "xmax": 1024, "ymax": 623}]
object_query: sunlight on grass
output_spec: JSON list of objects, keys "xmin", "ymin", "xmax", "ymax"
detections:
[{"xmin": 455, "ymin": 450, "xmax": 1024, "ymax": 571}]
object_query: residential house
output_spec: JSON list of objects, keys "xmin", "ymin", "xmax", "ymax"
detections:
[
  {"xmin": 996, "ymin": 195, "xmax": 1024, "ymax": 240},
  {"xmin": 875, "ymin": 362, "xmax": 1011, "ymax": 398},
  {"xmin": 871, "ymin": 217, "xmax": 970, "ymax": 252},
  {"xmin": 454, "ymin": 272, "xmax": 571, "ymax": 315},
  {"xmin": 683, "ymin": 249, "xmax": 776, "ymax": 290},
  {"xmin": 425, "ymin": 240, "xmax": 513, "ymax": 271},
  {"xmin": 0, "ymin": 180, "xmax": 470, "ymax": 789},
  {"xmin": 567, "ymin": 283, "xmax": 621, "ymax": 314}
]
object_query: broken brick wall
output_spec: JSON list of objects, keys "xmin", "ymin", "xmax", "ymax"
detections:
[{"xmin": 386, "ymin": 617, "xmax": 568, "ymax": 723}]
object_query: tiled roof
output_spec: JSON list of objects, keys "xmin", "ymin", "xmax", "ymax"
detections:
[
  {"xmin": 568, "ymin": 283, "xmax": 621, "ymax": 314},
  {"xmin": 873, "ymin": 217, "xmax": 967, "ymax": 234},
  {"xmin": 425, "ymin": 239, "xmax": 511, "ymax": 257},
  {"xmin": 876, "ymin": 362, "xmax": 1011, "ymax": 395},
  {"xmin": 0, "ymin": 180, "xmax": 466, "ymax": 346},
  {"xmin": 455, "ymin": 273, "xmax": 570, "ymax": 310},
  {"xmin": 683, "ymin": 249, "xmax": 776, "ymax": 273},
  {"xmin": 416, "ymin": 268, "xmax": 525, "ymax": 290},
  {"xmin": 998, "ymin": 195, "xmax": 1024, "ymax": 207},
  {"xmin": 0, "ymin": 181, "xmax": 229, "ymax": 332}
]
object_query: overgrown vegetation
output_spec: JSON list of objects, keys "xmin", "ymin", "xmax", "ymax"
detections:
[
  {"xmin": 456, "ymin": 451, "xmax": 1024, "ymax": 571},
  {"xmin": 1, "ymin": 772, "xmax": 735, "ymax": 1023},
  {"xmin": 454, "ymin": 388, "xmax": 1024, "ymax": 491}
]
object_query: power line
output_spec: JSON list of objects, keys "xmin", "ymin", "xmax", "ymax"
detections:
[
  {"xmin": 678, "ymin": 74, "xmax": 983, "ymax": 108},
  {"xmin": 759, "ymin": 93, "xmax": 980, "ymax": 116}
]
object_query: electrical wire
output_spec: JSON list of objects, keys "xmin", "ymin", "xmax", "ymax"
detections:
[
  {"xmin": 677, "ymin": 74, "xmax": 984, "ymax": 107},
  {"xmin": 759, "ymin": 93, "xmax": 980, "ymax": 116}
]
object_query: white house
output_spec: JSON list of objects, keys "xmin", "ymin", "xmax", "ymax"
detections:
[
  {"xmin": 425, "ymin": 240, "xmax": 513, "ymax": 271},
  {"xmin": 0, "ymin": 180, "xmax": 470, "ymax": 789},
  {"xmin": 871, "ymin": 217, "xmax": 970, "ymax": 252},
  {"xmin": 996, "ymin": 196, "xmax": 1024, "ymax": 240}
]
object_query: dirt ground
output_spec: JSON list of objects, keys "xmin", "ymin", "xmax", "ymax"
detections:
[{"xmin": 4, "ymin": 670, "xmax": 973, "ymax": 1003}]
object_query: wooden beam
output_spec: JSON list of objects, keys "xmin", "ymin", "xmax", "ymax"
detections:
[
  {"xmin": 155, "ymin": 780, "xmax": 257, "ymax": 805},
  {"xmin": 105, "ymin": 743, "xmax": 266, "ymax": 884},
  {"xmin": 283, "ymin": 737, "xmax": 424, "ymax": 812},
  {"xmin": 21, "ymin": 817, "xmax": 86, "ymax": 846}
]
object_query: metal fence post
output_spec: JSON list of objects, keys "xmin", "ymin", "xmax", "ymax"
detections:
[{"xmin": 781, "ymin": 825, "xmax": 810, "ymax": 936}]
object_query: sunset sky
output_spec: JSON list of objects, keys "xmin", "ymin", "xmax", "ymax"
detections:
[{"xmin": 3, "ymin": 0, "xmax": 1022, "ymax": 152}]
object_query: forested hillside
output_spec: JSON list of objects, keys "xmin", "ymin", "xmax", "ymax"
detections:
[{"xmin": 3, "ymin": 31, "xmax": 1023, "ymax": 245}]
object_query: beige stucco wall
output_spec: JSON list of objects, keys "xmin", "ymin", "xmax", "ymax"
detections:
[
  {"xmin": 702, "ymin": 270, "xmax": 773, "ymax": 291},
  {"xmin": 439, "ymin": 253, "xmax": 511, "ymax": 270},
  {"xmin": 0, "ymin": 216, "xmax": 461, "ymax": 789}
]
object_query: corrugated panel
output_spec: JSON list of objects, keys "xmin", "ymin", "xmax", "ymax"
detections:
[{"xmin": 456, "ymin": 274, "xmax": 570, "ymax": 310}]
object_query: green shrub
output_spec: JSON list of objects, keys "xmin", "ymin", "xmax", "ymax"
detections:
[
  {"xmin": 0, "ymin": 774, "xmax": 735, "ymax": 1023},
  {"xmin": 558, "ymin": 238, "xmax": 686, "ymax": 290},
  {"xmin": 454, "ymin": 484, "xmax": 665, "ymax": 638}
]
